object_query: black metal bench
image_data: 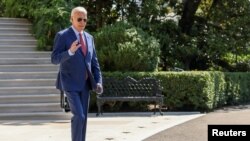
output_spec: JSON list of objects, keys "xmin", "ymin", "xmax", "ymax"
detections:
[{"xmin": 96, "ymin": 76, "xmax": 164, "ymax": 116}]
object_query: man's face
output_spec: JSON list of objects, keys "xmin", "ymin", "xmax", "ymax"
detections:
[{"xmin": 71, "ymin": 11, "xmax": 87, "ymax": 32}]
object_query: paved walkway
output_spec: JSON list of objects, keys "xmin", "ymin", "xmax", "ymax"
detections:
[
  {"xmin": 144, "ymin": 104, "xmax": 250, "ymax": 141},
  {"xmin": 0, "ymin": 112, "xmax": 203, "ymax": 141}
]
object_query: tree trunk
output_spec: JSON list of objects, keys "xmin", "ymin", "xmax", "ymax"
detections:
[{"xmin": 179, "ymin": 0, "xmax": 202, "ymax": 34}]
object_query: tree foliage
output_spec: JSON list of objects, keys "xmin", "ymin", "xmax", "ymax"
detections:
[
  {"xmin": 1, "ymin": 0, "xmax": 249, "ymax": 71},
  {"xmin": 95, "ymin": 21, "xmax": 160, "ymax": 71}
]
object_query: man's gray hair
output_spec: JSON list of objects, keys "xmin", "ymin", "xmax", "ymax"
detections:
[{"xmin": 71, "ymin": 6, "xmax": 87, "ymax": 17}]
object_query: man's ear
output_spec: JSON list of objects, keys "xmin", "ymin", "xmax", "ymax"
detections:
[{"xmin": 70, "ymin": 17, "xmax": 73, "ymax": 22}]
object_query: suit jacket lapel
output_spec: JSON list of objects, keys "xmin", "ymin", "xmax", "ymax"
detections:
[{"xmin": 69, "ymin": 27, "xmax": 77, "ymax": 41}]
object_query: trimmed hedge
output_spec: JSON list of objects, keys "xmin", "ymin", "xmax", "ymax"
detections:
[{"xmin": 88, "ymin": 71, "xmax": 250, "ymax": 112}]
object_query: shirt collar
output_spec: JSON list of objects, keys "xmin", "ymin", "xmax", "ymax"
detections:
[{"xmin": 71, "ymin": 26, "xmax": 83, "ymax": 38}]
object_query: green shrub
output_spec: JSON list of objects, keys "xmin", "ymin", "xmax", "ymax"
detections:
[
  {"xmin": 31, "ymin": 1, "xmax": 70, "ymax": 51},
  {"xmin": 95, "ymin": 21, "xmax": 160, "ymax": 72},
  {"xmin": 224, "ymin": 72, "xmax": 250, "ymax": 105},
  {"xmin": 3, "ymin": 0, "xmax": 71, "ymax": 51},
  {"xmin": 0, "ymin": 0, "xmax": 4, "ymax": 17},
  {"xmin": 88, "ymin": 71, "xmax": 250, "ymax": 112}
]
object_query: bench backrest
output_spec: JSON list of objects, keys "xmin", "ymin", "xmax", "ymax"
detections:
[{"xmin": 100, "ymin": 77, "xmax": 162, "ymax": 97}]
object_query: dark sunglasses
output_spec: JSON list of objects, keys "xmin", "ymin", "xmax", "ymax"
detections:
[{"xmin": 77, "ymin": 18, "xmax": 87, "ymax": 22}]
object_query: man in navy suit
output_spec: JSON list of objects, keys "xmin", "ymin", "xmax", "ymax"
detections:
[{"xmin": 51, "ymin": 6, "xmax": 103, "ymax": 141}]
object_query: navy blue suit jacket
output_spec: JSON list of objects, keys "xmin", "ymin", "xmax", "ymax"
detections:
[{"xmin": 51, "ymin": 27, "xmax": 102, "ymax": 91}]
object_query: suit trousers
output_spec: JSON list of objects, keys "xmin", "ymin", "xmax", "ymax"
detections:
[{"xmin": 65, "ymin": 88, "xmax": 90, "ymax": 141}]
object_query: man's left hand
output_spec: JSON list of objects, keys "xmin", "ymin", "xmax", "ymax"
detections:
[{"xmin": 95, "ymin": 83, "xmax": 103, "ymax": 94}]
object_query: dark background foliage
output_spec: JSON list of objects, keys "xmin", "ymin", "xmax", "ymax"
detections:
[{"xmin": 1, "ymin": 0, "xmax": 249, "ymax": 72}]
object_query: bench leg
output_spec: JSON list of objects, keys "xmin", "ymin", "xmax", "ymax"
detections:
[
  {"xmin": 96, "ymin": 100, "xmax": 104, "ymax": 117},
  {"xmin": 159, "ymin": 100, "xmax": 163, "ymax": 115},
  {"xmin": 64, "ymin": 95, "xmax": 71, "ymax": 112},
  {"xmin": 96, "ymin": 101, "xmax": 101, "ymax": 116},
  {"xmin": 154, "ymin": 103, "xmax": 156, "ymax": 115},
  {"xmin": 60, "ymin": 90, "xmax": 70, "ymax": 112}
]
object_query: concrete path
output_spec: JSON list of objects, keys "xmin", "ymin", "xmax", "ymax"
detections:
[
  {"xmin": 144, "ymin": 104, "xmax": 250, "ymax": 141},
  {"xmin": 0, "ymin": 112, "xmax": 204, "ymax": 141}
]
